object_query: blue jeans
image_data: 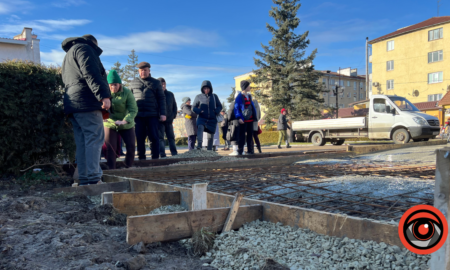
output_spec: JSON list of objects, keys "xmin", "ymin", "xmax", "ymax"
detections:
[
  {"xmin": 188, "ymin": 135, "xmax": 197, "ymax": 150},
  {"xmin": 70, "ymin": 110, "xmax": 104, "ymax": 185},
  {"xmin": 135, "ymin": 116, "xmax": 160, "ymax": 160},
  {"xmin": 158, "ymin": 121, "xmax": 178, "ymax": 157}
]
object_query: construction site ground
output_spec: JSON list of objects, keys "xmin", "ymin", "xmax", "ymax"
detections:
[{"xmin": 0, "ymin": 142, "xmax": 445, "ymax": 270}]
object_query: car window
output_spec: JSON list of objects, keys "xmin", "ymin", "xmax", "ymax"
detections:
[{"xmin": 373, "ymin": 99, "xmax": 387, "ymax": 113}]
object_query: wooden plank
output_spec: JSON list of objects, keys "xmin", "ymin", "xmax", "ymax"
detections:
[
  {"xmin": 111, "ymin": 191, "xmax": 180, "ymax": 216},
  {"xmin": 223, "ymin": 193, "xmax": 244, "ymax": 233},
  {"xmin": 53, "ymin": 181, "xmax": 130, "ymax": 196},
  {"xmin": 191, "ymin": 183, "xmax": 208, "ymax": 211},
  {"xmin": 127, "ymin": 204, "xmax": 262, "ymax": 245}
]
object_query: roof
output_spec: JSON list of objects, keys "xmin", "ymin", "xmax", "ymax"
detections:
[
  {"xmin": 439, "ymin": 90, "xmax": 450, "ymax": 106},
  {"xmin": 370, "ymin": 16, "xmax": 450, "ymax": 44},
  {"xmin": 414, "ymin": 101, "xmax": 441, "ymax": 110},
  {"xmin": 318, "ymin": 71, "xmax": 365, "ymax": 79}
]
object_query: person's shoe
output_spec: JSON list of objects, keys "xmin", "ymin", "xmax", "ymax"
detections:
[
  {"xmin": 286, "ymin": 144, "xmax": 292, "ymax": 148},
  {"xmin": 160, "ymin": 155, "xmax": 167, "ymax": 158},
  {"xmin": 278, "ymin": 145, "xmax": 282, "ymax": 149},
  {"xmin": 257, "ymin": 146, "xmax": 262, "ymax": 153},
  {"xmin": 229, "ymin": 151, "xmax": 239, "ymax": 156},
  {"xmin": 196, "ymin": 146, "xmax": 202, "ymax": 150}
]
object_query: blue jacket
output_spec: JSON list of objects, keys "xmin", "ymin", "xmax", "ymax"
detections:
[
  {"xmin": 193, "ymin": 80, "xmax": 222, "ymax": 134},
  {"xmin": 234, "ymin": 92, "xmax": 257, "ymax": 122}
]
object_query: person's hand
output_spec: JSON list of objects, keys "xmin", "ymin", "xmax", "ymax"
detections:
[
  {"xmin": 160, "ymin": 115, "xmax": 167, "ymax": 122},
  {"xmin": 103, "ymin": 119, "xmax": 108, "ymax": 122},
  {"xmin": 101, "ymin": 98, "xmax": 111, "ymax": 110},
  {"xmin": 115, "ymin": 120, "xmax": 128, "ymax": 126},
  {"xmin": 238, "ymin": 119, "xmax": 244, "ymax": 124}
]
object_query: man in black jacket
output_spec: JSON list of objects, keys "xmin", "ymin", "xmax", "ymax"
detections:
[
  {"xmin": 61, "ymin": 34, "xmax": 111, "ymax": 186},
  {"xmin": 129, "ymin": 62, "xmax": 166, "ymax": 160},
  {"xmin": 157, "ymin": 77, "xmax": 178, "ymax": 157}
]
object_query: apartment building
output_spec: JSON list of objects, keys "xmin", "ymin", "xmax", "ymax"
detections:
[{"xmin": 369, "ymin": 17, "xmax": 450, "ymax": 103}]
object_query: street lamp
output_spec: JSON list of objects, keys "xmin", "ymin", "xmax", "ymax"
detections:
[{"xmin": 333, "ymin": 82, "xmax": 344, "ymax": 118}]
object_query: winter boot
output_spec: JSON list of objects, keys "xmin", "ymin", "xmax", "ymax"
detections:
[
  {"xmin": 286, "ymin": 143, "xmax": 292, "ymax": 148},
  {"xmin": 257, "ymin": 146, "xmax": 262, "ymax": 153},
  {"xmin": 278, "ymin": 145, "xmax": 282, "ymax": 149}
]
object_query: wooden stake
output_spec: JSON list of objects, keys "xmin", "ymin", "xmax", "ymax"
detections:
[
  {"xmin": 192, "ymin": 183, "xmax": 208, "ymax": 210},
  {"xmin": 222, "ymin": 193, "xmax": 244, "ymax": 233}
]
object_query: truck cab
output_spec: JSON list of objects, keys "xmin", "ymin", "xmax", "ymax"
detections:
[{"xmin": 369, "ymin": 95, "xmax": 440, "ymax": 142}]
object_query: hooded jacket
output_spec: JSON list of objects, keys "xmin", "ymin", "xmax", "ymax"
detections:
[
  {"xmin": 192, "ymin": 80, "xmax": 222, "ymax": 134},
  {"xmin": 61, "ymin": 37, "xmax": 111, "ymax": 115},
  {"xmin": 129, "ymin": 76, "xmax": 166, "ymax": 118},
  {"xmin": 181, "ymin": 103, "xmax": 198, "ymax": 136}
]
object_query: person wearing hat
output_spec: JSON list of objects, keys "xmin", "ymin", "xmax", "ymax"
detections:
[
  {"xmin": 220, "ymin": 108, "xmax": 230, "ymax": 150},
  {"xmin": 61, "ymin": 34, "xmax": 111, "ymax": 186},
  {"xmin": 277, "ymin": 108, "xmax": 291, "ymax": 149},
  {"xmin": 180, "ymin": 97, "xmax": 198, "ymax": 150},
  {"xmin": 103, "ymin": 70, "xmax": 138, "ymax": 169},
  {"xmin": 192, "ymin": 80, "xmax": 222, "ymax": 150},
  {"xmin": 157, "ymin": 77, "xmax": 178, "ymax": 157},
  {"xmin": 129, "ymin": 62, "xmax": 166, "ymax": 160},
  {"xmin": 234, "ymin": 80, "xmax": 257, "ymax": 155}
]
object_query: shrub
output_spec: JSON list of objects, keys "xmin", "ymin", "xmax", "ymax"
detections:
[
  {"xmin": 219, "ymin": 131, "xmax": 281, "ymax": 145},
  {"xmin": 0, "ymin": 61, "xmax": 75, "ymax": 175},
  {"xmin": 175, "ymin": 137, "xmax": 188, "ymax": 145}
]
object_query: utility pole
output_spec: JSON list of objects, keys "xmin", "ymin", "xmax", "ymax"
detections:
[
  {"xmin": 334, "ymin": 67, "xmax": 344, "ymax": 118},
  {"xmin": 438, "ymin": 0, "xmax": 442, "ymax": 16},
  {"xmin": 366, "ymin": 37, "xmax": 369, "ymax": 99}
]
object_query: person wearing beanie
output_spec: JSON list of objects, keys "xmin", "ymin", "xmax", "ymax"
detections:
[
  {"xmin": 181, "ymin": 97, "xmax": 198, "ymax": 150},
  {"xmin": 156, "ymin": 77, "xmax": 178, "ymax": 158},
  {"xmin": 234, "ymin": 80, "xmax": 257, "ymax": 155},
  {"xmin": 277, "ymin": 108, "xmax": 291, "ymax": 149},
  {"xmin": 61, "ymin": 34, "xmax": 111, "ymax": 185},
  {"xmin": 103, "ymin": 69, "xmax": 138, "ymax": 169}
]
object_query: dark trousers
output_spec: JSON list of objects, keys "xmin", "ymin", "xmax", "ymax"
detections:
[
  {"xmin": 158, "ymin": 121, "xmax": 177, "ymax": 157},
  {"xmin": 238, "ymin": 122, "xmax": 254, "ymax": 154},
  {"xmin": 252, "ymin": 131, "xmax": 261, "ymax": 148},
  {"xmin": 135, "ymin": 116, "xmax": 160, "ymax": 160},
  {"xmin": 104, "ymin": 127, "xmax": 136, "ymax": 169},
  {"xmin": 188, "ymin": 135, "xmax": 197, "ymax": 150}
]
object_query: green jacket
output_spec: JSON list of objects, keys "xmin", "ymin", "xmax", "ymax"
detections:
[{"xmin": 103, "ymin": 86, "xmax": 138, "ymax": 131}]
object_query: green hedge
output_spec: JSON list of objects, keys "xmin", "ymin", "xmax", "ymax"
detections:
[
  {"xmin": 0, "ymin": 61, "xmax": 75, "ymax": 175},
  {"xmin": 220, "ymin": 131, "xmax": 281, "ymax": 145}
]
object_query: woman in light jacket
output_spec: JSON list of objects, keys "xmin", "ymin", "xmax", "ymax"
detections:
[{"xmin": 180, "ymin": 97, "xmax": 198, "ymax": 150}]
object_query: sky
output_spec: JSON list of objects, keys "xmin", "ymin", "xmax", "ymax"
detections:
[{"xmin": 0, "ymin": 0, "xmax": 448, "ymax": 107}]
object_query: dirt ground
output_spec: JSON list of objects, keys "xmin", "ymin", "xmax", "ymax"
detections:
[{"xmin": 0, "ymin": 177, "xmax": 216, "ymax": 270}]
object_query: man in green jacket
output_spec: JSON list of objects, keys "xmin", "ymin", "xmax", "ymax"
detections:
[{"xmin": 103, "ymin": 70, "xmax": 138, "ymax": 169}]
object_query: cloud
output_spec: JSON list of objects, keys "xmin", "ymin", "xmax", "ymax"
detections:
[
  {"xmin": 98, "ymin": 28, "xmax": 220, "ymax": 56},
  {"xmin": 52, "ymin": 0, "xmax": 86, "ymax": 8},
  {"xmin": 0, "ymin": 19, "xmax": 91, "ymax": 35},
  {"xmin": 40, "ymin": 50, "xmax": 66, "ymax": 66},
  {"xmin": 0, "ymin": 1, "xmax": 32, "ymax": 14}
]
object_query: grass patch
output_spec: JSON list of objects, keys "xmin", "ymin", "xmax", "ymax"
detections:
[{"xmin": 189, "ymin": 227, "xmax": 216, "ymax": 256}]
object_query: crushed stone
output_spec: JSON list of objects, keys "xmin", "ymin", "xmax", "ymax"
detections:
[
  {"xmin": 206, "ymin": 220, "xmax": 431, "ymax": 270},
  {"xmin": 149, "ymin": 204, "xmax": 188, "ymax": 215},
  {"xmin": 162, "ymin": 150, "xmax": 221, "ymax": 159},
  {"xmin": 170, "ymin": 156, "xmax": 246, "ymax": 165}
]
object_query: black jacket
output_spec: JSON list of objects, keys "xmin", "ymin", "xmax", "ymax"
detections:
[
  {"xmin": 61, "ymin": 37, "xmax": 111, "ymax": 115},
  {"xmin": 129, "ymin": 77, "xmax": 166, "ymax": 118},
  {"xmin": 226, "ymin": 101, "xmax": 239, "ymax": 143},
  {"xmin": 164, "ymin": 90, "xmax": 178, "ymax": 123},
  {"xmin": 192, "ymin": 80, "xmax": 222, "ymax": 134}
]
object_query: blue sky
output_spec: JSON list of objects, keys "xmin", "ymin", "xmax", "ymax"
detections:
[{"xmin": 0, "ymin": 0, "xmax": 447, "ymax": 107}]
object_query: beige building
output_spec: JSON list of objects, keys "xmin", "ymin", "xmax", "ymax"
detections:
[
  {"xmin": 0, "ymin": 28, "xmax": 40, "ymax": 63},
  {"xmin": 318, "ymin": 68, "xmax": 366, "ymax": 108}
]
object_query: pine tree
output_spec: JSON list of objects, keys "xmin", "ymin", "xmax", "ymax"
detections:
[
  {"xmin": 123, "ymin": 49, "xmax": 139, "ymax": 85},
  {"xmin": 227, "ymin": 87, "xmax": 236, "ymax": 104},
  {"xmin": 111, "ymin": 61, "xmax": 126, "ymax": 84},
  {"xmin": 221, "ymin": 101, "xmax": 227, "ymax": 112},
  {"xmin": 252, "ymin": 0, "xmax": 323, "ymax": 127}
]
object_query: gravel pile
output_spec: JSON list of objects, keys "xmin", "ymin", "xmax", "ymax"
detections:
[
  {"xmin": 149, "ymin": 204, "xmax": 187, "ymax": 215},
  {"xmin": 162, "ymin": 150, "xmax": 221, "ymax": 159},
  {"xmin": 205, "ymin": 220, "xmax": 431, "ymax": 270}
]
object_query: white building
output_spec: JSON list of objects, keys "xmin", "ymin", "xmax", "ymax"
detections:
[{"xmin": 0, "ymin": 28, "xmax": 40, "ymax": 63}]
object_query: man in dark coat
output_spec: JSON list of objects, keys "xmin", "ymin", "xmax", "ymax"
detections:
[
  {"xmin": 220, "ymin": 109, "xmax": 230, "ymax": 150},
  {"xmin": 226, "ymin": 95, "xmax": 240, "ymax": 156},
  {"xmin": 129, "ymin": 62, "xmax": 166, "ymax": 160},
  {"xmin": 192, "ymin": 80, "xmax": 222, "ymax": 150},
  {"xmin": 277, "ymin": 108, "xmax": 292, "ymax": 149},
  {"xmin": 157, "ymin": 78, "xmax": 178, "ymax": 157},
  {"xmin": 61, "ymin": 34, "xmax": 111, "ymax": 186}
]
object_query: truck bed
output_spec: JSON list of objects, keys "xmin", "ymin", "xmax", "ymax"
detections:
[{"xmin": 293, "ymin": 117, "xmax": 367, "ymax": 131}]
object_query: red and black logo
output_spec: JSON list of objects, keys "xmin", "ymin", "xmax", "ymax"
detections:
[{"xmin": 398, "ymin": 205, "xmax": 448, "ymax": 255}]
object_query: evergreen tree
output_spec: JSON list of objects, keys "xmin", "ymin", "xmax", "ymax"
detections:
[
  {"xmin": 221, "ymin": 101, "xmax": 227, "ymax": 112},
  {"xmin": 123, "ymin": 49, "xmax": 139, "ymax": 85},
  {"xmin": 227, "ymin": 87, "xmax": 237, "ymax": 104},
  {"xmin": 251, "ymin": 0, "xmax": 323, "ymax": 126},
  {"xmin": 111, "ymin": 61, "xmax": 126, "ymax": 84}
]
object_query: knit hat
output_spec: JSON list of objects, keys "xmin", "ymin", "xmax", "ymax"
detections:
[
  {"xmin": 281, "ymin": 108, "xmax": 286, "ymax": 114},
  {"xmin": 157, "ymin": 77, "xmax": 166, "ymax": 83},
  {"xmin": 107, "ymin": 69, "xmax": 122, "ymax": 84},
  {"xmin": 182, "ymin": 97, "xmax": 191, "ymax": 103},
  {"xmin": 240, "ymin": 80, "xmax": 250, "ymax": 91}
]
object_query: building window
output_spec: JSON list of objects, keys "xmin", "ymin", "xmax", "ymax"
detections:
[
  {"xmin": 428, "ymin": 50, "xmax": 443, "ymax": 63},
  {"xmin": 387, "ymin": 60, "xmax": 394, "ymax": 71},
  {"xmin": 387, "ymin": 40, "xmax": 395, "ymax": 51},
  {"xmin": 428, "ymin": 72, "xmax": 443, "ymax": 84},
  {"xmin": 339, "ymin": 104, "xmax": 344, "ymax": 108},
  {"xmin": 330, "ymin": 79, "xmax": 335, "ymax": 87},
  {"xmin": 330, "ymin": 91, "xmax": 335, "ymax": 97},
  {"xmin": 360, "ymin": 82, "xmax": 363, "ymax": 88},
  {"xmin": 353, "ymin": 97, "xmax": 357, "ymax": 102},
  {"xmin": 429, "ymin": 28, "xmax": 443, "ymax": 41},
  {"xmin": 339, "ymin": 80, "xmax": 344, "ymax": 87},
  {"xmin": 428, "ymin": 94, "xmax": 443, "ymax": 101},
  {"xmin": 360, "ymin": 93, "xmax": 365, "ymax": 99},
  {"xmin": 354, "ymin": 82, "xmax": 357, "ymax": 90},
  {"xmin": 347, "ymin": 93, "xmax": 351, "ymax": 98},
  {"xmin": 347, "ymin": 81, "xmax": 351, "ymax": 87},
  {"xmin": 386, "ymin": 80, "xmax": 394, "ymax": 90}
]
